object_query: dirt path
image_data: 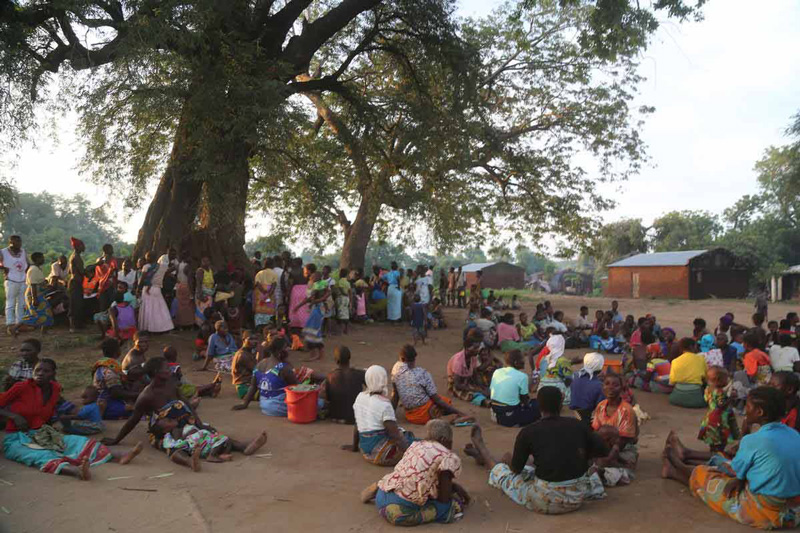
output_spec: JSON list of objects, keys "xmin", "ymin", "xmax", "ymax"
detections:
[{"xmin": 0, "ymin": 295, "xmax": 796, "ymax": 532}]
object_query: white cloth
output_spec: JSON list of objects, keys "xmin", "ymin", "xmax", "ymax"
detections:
[
  {"xmin": 769, "ymin": 345, "xmax": 800, "ymax": 372},
  {"xmin": 415, "ymin": 276, "xmax": 433, "ymax": 304},
  {"xmin": 0, "ymin": 248, "xmax": 27, "ymax": 283},
  {"xmin": 582, "ymin": 352, "xmax": 605, "ymax": 375},
  {"xmin": 117, "ymin": 269, "xmax": 137, "ymax": 289},
  {"xmin": 353, "ymin": 391, "xmax": 396, "ymax": 432},
  {"xmin": 273, "ymin": 267, "xmax": 284, "ymax": 303},
  {"xmin": 50, "ymin": 261, "xmax": 67, "ymax": 281},
  {"xmin": 176, "ymin": 261, "xmax": 190, "ymax": 285},
  {"xmin": 4, "ymin": 279, "xmax": 25, "ymax": 325},
  {"xmin": 575, "ymin": 315, "xmax": 592, "ymax": 329},
  {"xmin": 365, "ymin": 365, "xmax": 389, "ymax": 396},
  {"xmin": 545, "ymin": 335, "xmax": 566, "ymax": 369}
]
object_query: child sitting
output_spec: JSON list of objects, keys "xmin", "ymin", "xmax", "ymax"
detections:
[
  {"xmin": 430, "ymin": 297, "xmax": 446, "ymax": 329},
  {"xmin": 592, "ymin": 425, "xmax": 635, "ymax": 486},
  {"xmin": 163, "ymin": 346, "xmax": 221, "ymax": 400},
  {"xmin": 107, "ymin": 289, "xmax": 138, "ymax": 343},
  {"xmin": 3, "ymin": 338, "xmax": 40, "ymax": 391},
  {"xmin": 121, "ymin": 332, "xmax": 150, "ymax": 392},
  {"xmin": 58, "ymin": 386, "xmax": 107, "ymax": 435},
  {"xmin": 697, "ymin": 366, "xmax": 739, "ymax": 453},
  {"xmin": 154, "ymin": 417, "xmax": 268, "ymax": 472}
]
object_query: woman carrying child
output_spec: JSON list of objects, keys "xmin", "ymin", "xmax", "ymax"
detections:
[{"xmin": 294, "ymin": 267, "xmax": 329, "ymax": 362}]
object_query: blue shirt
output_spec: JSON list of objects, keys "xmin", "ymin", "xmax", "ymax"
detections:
[
  {"xmin": 371, "ymin": 288, "xmax": 386, "ymax": 300},
  {"xmin": 721, "ymin": 345, "xmax": 738, "ymax": 369},
  {"xmin": 77, "ymin": 403, "xmax": 103, "ymax": 423},
  {"xmin": 569, "ymin": 372, "xmax": 605, "ymax": 411},
  {"xmin": 731, "ymin": 422, "xmax": 800, "ymax": 498},
  {"xmin": 207, "ymin": 333, "xmax": 237, "ymax": 357},
  {"xmin": 411, "ymin": 303, "xmax": 426, "ymax": 328},
  {"xmin": 490, "ymin": 367, "xmax": 529, "ymax": 406},
  {"xmin": 731, "ymin": 342, "xmax": 745, "ymax": 357}
]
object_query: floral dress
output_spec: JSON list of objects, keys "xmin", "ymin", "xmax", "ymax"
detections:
[
  {"xmin": 697, "ymin": 388, "xmax": 740, "ymax": 448},
  {"xmin": 162, "ymin": 424, "xmax": 229, "ymax": 458}
]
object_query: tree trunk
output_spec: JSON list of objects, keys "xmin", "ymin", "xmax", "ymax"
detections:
[
  {"xmin": 134, "ymin": 102, "xmax": 251, "ymax": 271},
  {"xmin": 340, "ymin": 197, "xmax": 381, "ymax": 271}
]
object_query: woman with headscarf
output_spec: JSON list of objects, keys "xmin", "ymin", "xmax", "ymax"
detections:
[
  {"xmin": 537, "ymin": 335, "xmax": 573, "ymax": 405},
  {"xmin": 137, "ymin": 251, "xmax": 175, "ymax": 333},
  {"xmin": 67, "ymin": 237, "xmax": 85, "ymax": 332},
  {"xmin": 570, "ymin": 352, "xmax": 606, "ymax": 423},
  {"xmin": 345, "ymin": 365, "xmax": 416, "ymax": 466},
  {"xmin": 382, "ymin": 262, "xmax": 403, "ymax": 323}
]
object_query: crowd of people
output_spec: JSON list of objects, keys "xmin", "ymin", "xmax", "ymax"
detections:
[{"xmin": 2, "ymin": 235, "xmax": 800, "ymax": 530}]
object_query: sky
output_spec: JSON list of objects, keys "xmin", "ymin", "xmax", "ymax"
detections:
[{"xmin": 5, "ymin": 0, "xmax": 800, "ymax": 252}]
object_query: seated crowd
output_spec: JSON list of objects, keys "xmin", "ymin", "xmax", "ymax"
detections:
[{"xmin": 2, "ymin": 238, "xmax": 800, "ymax": 530}]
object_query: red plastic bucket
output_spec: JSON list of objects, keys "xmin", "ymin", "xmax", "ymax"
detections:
[{"xmin": 285, "ymin": 385, "xmax": 319, "ymax": 424}]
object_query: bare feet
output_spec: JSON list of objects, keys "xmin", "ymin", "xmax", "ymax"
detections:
[
  {"xmin": 667, "ymin": 430, "xmax": 686, "ymax": 461},
  {"xmin": 360, "ymin": 482, "xmax": 378, "ymax": 503},
  {"xmin": 243, "ymin": 431, "xmax": 268, "ymax": 456},
  {"xmin": 218, "ymin": 453, "xmax": 233, "ymax": 461},
  {"xmin": 463, "ymin": 443, "xmax": 485, "ymax": 466},
  {"xmin": 206, "ymin": 455, "xmax": 225, "ymax": 463},
  {"xmin": 119, "ymin": 442, "xmax": 143, "ymax": 465},
  {"xmin": 191, "ymin": 445, "xmax": 202, "ymax": 472},
  {"xmin": 79, "ymin": 458, "xmax": 91, "ymax": 481}
]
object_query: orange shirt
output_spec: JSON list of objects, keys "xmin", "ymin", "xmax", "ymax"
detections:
[{"xmin": 744, "ymin": 349, "xmax": 771, "ymax": 377}]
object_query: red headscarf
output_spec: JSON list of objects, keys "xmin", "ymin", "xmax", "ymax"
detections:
[{"xmin": 70, "ymin": 237, "xmax": 84, "ymax": 249}]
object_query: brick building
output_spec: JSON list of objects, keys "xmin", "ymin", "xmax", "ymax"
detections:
[{"xmin": 606, "ymin": 249, "xmax": 750, "ymax": 300}]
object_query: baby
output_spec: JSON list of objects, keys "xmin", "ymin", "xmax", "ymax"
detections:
[
  {"xmin": 155, "ymin": 417, "xmax": 269, "ymax": 472},
  {"xmin": 592, "ymin": 425, "xmax": 634, "ymax": 486}
]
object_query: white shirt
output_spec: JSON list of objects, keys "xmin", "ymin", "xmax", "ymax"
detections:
[
  {"xmin": 0, "ymin": 248, "xmax": 27, "ymax": 283},
  {"xmin": 575, "ymin": 315, "xmax": 592, "ymax": 329},
  {"xmin": 415, "ymin": 276, "xmax": 432, "ymax": 304},
  {"xmin": 769, "ymin": 345, "xmax": 800, "ymax": 372},
  {"xmin": 176, "ymin": 261, "xmax": 190, "ymax": 285},
  {"xmin": 353, "ymin": 392, "xmax": 396, "ymax": 432},
  {"xmin": 117, "ymin": 269, "xmax": 137, "ymax": 288},
  {"xmin": 50, "ymin": 261, "xmax": 67, "ymax": 281}
]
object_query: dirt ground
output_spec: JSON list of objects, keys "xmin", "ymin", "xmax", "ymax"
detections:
[{"xmin": 0, "ymin": 295, "xmax": 797, "ymax": 533}]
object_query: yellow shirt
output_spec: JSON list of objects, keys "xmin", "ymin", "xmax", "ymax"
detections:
[
  {"xmin": 255, "ymin": 268, "xmax": 278, "ymax": 287},
  {"xmin": 669, "ymin": 352, "xmax": 707, "ymax": 385},
  {"xmin": 338, "ymin": 278, "xmax": 351, "ymax": 295}
]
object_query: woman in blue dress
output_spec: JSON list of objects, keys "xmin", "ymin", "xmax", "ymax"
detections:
[{"xmin": 382, "ymin": 262, "xmax": 403, "ymax": 322}]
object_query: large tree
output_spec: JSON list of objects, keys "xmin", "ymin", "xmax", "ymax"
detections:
[
  {"xmin": 1, "ymin": 0, "xmax": 703, "ymax": 269},
  {"xmin": 650, "ymin": 210, "xmax": 722, "ymax": 252},
  {"xmin": 589, "ymin": 218, "xmax": 648, "ymax": 269}
]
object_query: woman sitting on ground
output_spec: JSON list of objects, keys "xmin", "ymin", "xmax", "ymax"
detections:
[
  {"xmin": 391, "ymin": 345, "xmax": 470, "ymax": 425},
  {"xmin": 464, "ymin": 387, "xmax": 608, "ymax": 515},
  {"xmin": 361, "ymin": 419, "xmax": 471, "ymax": 526},
  {"xmin": 537, "ymin": 335, "xmax": 573, "ymax": 405},
  {"xmin": 497, "ymin": 313, "xmax": 538, "ymax": 353},
  {"xmin": 668, "ymin": 337, "xmax": 708, "ymax": 408},
  {"xmin": 662, "ymin": 387, "xmax": 800, "ymax": 530},
  {"xmin": 489, "ymin": 350, "xmax": 540, "ymax": 427},
  {"xmin": 447, "ymin": 330, "xmax": 492, "ymax": 407},
  {"xmin": 345, "ymin": 365, "xmax": 416, "ymax": 466},
  {"xmin": 630, "ymin": 332, "xmax": 673, "ymax": 394},
  {"xmin": 201, "ymin": 320, "xmax": 238, "ymax": 372},
  {"xmin": 569, "ymin": 352, "xmax": 605, "ymax": 423},
  {"xmin": 0, "ymin": 358, "xmax": 142, "ymax": 480},
  {"xmin": 232, "ymin": 336, "xmax": 323, "ymax": 417},
  {"xmin": 591, "ymin": 373, "xmax": 638, "ymax": 486}
]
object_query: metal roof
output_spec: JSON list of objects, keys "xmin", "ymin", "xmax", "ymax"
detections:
[
  {"xmin": 607, "ymin": 250, "xmax": 708, "ymax": 268},
  {"xmin": 785, "ymin": 265, "xmax": 800, "ymax": 274},
  {"xmin": 461, "ymin": 262, "xmax": 499, "ymax": 272}
]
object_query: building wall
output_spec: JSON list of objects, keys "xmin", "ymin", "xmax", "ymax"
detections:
[
  {"xmin": 465, "ymin": 263, "xmax": 526, "ymax": 290},
  {"xmin": 606, "ymin": 266, "xmax": 689, "ymax": 299},
  {"xmin": 690, "ymin": 269, "xmax": 750, "ymax": 299}
]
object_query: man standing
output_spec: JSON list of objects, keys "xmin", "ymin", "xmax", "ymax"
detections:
[
  {"xmin": 0, "ymin": 235, "xmax": 28, "ymax": 332},
  {"xmin": 456, "ymin": 267, "xmax": 466, "ymax": 308},
  {"xmin": 447, "ymin": 267, "xmax": 457, "ymax": 307}
]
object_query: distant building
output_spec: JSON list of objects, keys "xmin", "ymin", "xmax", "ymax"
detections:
[
  {"xmin": 771, "ymin": 265, "xmax": 800, "ymax": 301},
  {"xmin": 606, "ymin": 249, "xmax": 750, "ymax": 300},
  {"xmin": 462, "ymin": 261, "xmax": 526, "ymax": 290}
]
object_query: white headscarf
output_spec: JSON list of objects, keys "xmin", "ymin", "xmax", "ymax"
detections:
[
  {"xmin": 365, "ymin": 365, "xmax": 389, "ymax": 396},
  {"xmin": 579, "ymin": 352, "xmax": 605, "ymax": 378},
  {"xmin": 545, "ymin": 335, "xmax": 566, "ymax": 369}
]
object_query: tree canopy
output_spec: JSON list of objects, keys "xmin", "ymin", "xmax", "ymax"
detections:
[{"xmin": 0, "ymin": 0, "xmax": 705, "ymax": 270}]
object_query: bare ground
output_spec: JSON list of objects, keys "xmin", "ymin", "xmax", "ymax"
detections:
[{"xmin": 0, "ymin": 295, "xmax": 797, "ymax": 533}]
